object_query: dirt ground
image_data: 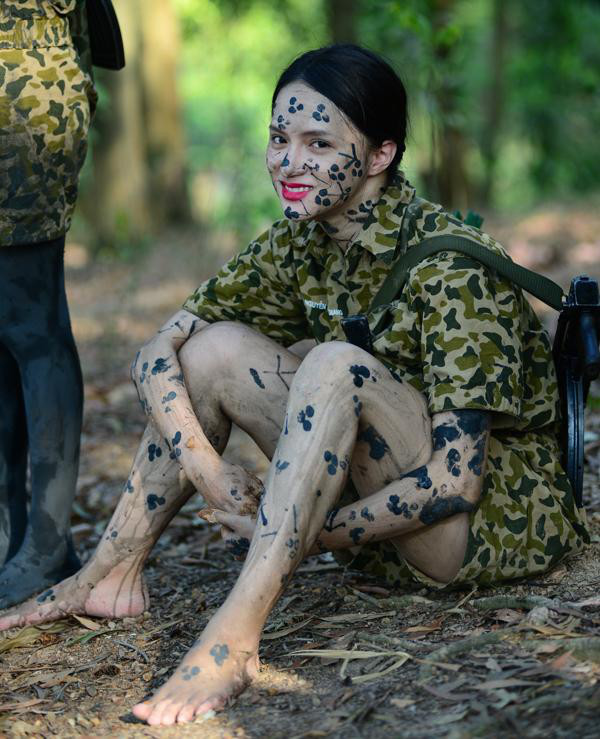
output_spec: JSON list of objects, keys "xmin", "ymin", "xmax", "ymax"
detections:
[{"xmin": 1, "ymin": 203, "xmax": 600, "ymax": 738}]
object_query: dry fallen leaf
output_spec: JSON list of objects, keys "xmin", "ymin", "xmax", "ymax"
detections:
[
  {"xmin": 523, "ymin": 606, "xmax": 550, "ymax": 625},
  {"xmin": 390, "ymin": 698, "xmax": 416, "ymax": 709},
  {"xmin": 72, "ymin": 614, "xmax": 103, "ymax": 631},
  {"xmin": 475, "ymin": 678, "xmax": 541, "ymax": 691},
  {"xmin": 263, "ymin": 617, "xmax": 314, "ymax": 640},
  {"xmin": 548, "ymin": 650, "xmax": 576, "ymax": 671},
  {"xmin": 523, "ymin": 624, "xmax": 581, "ymax": 637},
  {"xmin": 0, "ymin": 698, "xmax": 47, "ymax": 713},
  {"xmin": 402, "ymin": 616, "xmax": 444, "ymax": 635},
  {"xmin": 428, "ymin": 707, "xmax": 469, "ymax": 725},
  {"xmin": 316, "ymin": 611, "xmax": 396, "ymax": 624},
  {"xmin": 352, "ymin": 657, "xmax": 410, "ymax": 684},
  {"xmin": 493, "ymin": 608, "xmax": 524, "ymax": 624},
  {"xmin": 545, "ymin": 565, "xmax": 568, "ymax": 582},
  {"xmin": 198, "ymin": 508, "xmax": 217, "ymax": 524},
  {"xmin": 531, "ymin": 641, "xmax": 562, "ymax": 654},
  {"xmin": 567, "ymin": 595, "xmax": 600, "ymax": 608},
  {"xmin": 0, "ymin": 621, "xmax": 69, "ymax": 654}
]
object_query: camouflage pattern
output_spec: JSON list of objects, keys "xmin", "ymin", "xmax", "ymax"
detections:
[
  {"xmin": 0, "ymin": 0, "xmax": 95, "ymax": 246},
  {"xmin": 184, "ymin": 172, "xmax": 589, "ymax": 585}
]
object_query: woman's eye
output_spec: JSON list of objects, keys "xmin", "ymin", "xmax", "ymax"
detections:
[
  {"xmin": 270, "ymin": 134, "xmax": 287, "ymax": 145},
  {"xmin": 312, "ymin": 140, "xmax": 331, "ymax": 149}
]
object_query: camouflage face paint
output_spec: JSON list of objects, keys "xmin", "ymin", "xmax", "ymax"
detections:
[
  {"xmin": 275, "ymin": 460, "xmax": 290, "ymax": 474},
  {"xmin": 266, "ymin": 83, "xmax": 372, "ymax": 224},
  {"xmin": 227, "ymin": 537, "xmax": 250, "ymax": 558},
  {"xmin": 401, "ymin": 465, "xmax": 433, "ymax": 490},
  {"xmin": 209, "ymin": 643, "xmax": 229, "ymax": 666},
  {"xmin": 387, "ymin": 495, "xmax": 413, "ymax": 519}
]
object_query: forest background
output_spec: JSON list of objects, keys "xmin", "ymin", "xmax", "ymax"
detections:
[{"xmin": 75, "ymin": 0, "xmax": 600, "ymax": 256}]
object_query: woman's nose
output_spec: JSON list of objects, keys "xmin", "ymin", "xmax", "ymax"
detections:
[{"xmin": 281, "ymin": 145, "xmax": 306, "ymax": 175}]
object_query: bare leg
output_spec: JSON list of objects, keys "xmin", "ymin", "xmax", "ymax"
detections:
[
  {"xmin": 1, "ymin": 327, "xmax": 473, "ymax": 725},
  {"xmin": 131, "ymin": 340, "xmax": 440, "ymax": 725},
  {"xmin": 0, "ymin": 324, "xmax": 301, "ymax": 628},
  {"xmin": 349, "ymin": 405, "xmax": 471, "ymax": 583}
]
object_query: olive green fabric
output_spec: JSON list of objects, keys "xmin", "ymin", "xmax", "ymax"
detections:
[
  {"xmin": 184, "ymin": 173, "xmax": 589, "ymax": 585},
  {"xmin": 0, "ymin": 0, "xmax": 96, "ymax": 246}
]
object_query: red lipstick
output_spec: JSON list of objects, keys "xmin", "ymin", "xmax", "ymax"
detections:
[{"xmin": 281, "ymin": 181, "xmax": 313, "ymax": 201}]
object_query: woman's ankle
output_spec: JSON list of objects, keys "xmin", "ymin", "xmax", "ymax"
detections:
[{"xmin": 84, "ymin": 557, "xmax": 148, "ymax": 618}]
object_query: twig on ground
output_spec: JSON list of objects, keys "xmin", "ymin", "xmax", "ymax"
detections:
[
  {"xmin": 470, "ymin": 596, "xmax": 557, "ymax": 612},
  {"xmin": 519, "ymin": 636, "xmax": 600, "ymax": 661},
  {"xmin": 354, "ymin": 630, "xmax": 422, "ymax": 653}
]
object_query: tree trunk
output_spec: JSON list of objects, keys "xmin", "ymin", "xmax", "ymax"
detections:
[
  {"xmin": 139, "ymin": 0, "xmax": 190, "ymax": 224},
  {"xmin": 81, "ymin": 0, "xmax": 189, "ymax": 252},
  {"xmin": 426, "ymin": 0, "xmax": 471, "ymax": 210},
  {"xmin": 84, "ymin": 0, "xmax": 150, "ymax": 251},
  {"xmin": 479, "ymin": 0, "xmax": 508, "ymax": 206},
  {"xmin": 326, "ymin": 0, "xmax": 358, "ymax": 44}
]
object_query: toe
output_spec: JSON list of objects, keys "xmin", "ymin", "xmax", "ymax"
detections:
[
  {"xmin": 0, "ymin": 613, "xmax": 20, "ymax": 630},
  {"xmin": 195, "ymin": 693, "xmax": 226, "ymax": 716},
  {"xmin": 147, "ymin": 698, "xmax": 176, "ymax": 726},
  {"xmin": 176, "ymin": 704, "xmax": 196, "ymax": 724},
  {"xmin": 160, "ymin": 701, "xmax": 184, "ymax": 726},
  {"xmin": 131, "ymin": 700, "xmax": 154, "ymax": 721}
]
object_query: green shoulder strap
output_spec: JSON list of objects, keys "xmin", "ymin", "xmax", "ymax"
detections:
[{"xmin": 370, "ymin": 234, "xmax": 566, "ymax": 313}]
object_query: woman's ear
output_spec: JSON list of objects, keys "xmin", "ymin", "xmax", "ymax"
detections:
[{"xmin": 367, "ymin": 140, "xmax": 397, "ymax": 177}]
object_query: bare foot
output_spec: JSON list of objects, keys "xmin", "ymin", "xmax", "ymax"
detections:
[
  {"xmin": 0, "ymin": 559, "xmax": 148, "ymax": 630},
  {"xmin": 132, "ymin": 629, "xmax": 259, "ymax": 725}
]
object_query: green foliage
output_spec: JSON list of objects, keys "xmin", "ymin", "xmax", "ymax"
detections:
[
  {"xmin": 508, "ymin": 0, "xmax": 600, "ymax": 197},
  {"xmin": 170, "ymin": 0, "xmax": 600, "ymax": 248},
  {"xmin": 174, "ymin": 0, "xmax": 326, "ymax": 246}
]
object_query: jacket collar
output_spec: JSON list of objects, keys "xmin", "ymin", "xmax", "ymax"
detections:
[{"xmin": 309, "ymin": 172, "xmax": 416, "ymax": 264}]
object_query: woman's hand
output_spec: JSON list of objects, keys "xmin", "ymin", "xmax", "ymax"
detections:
[
  {"xmin": 130, "ymin": 310, "xmax": 264, "ymax": 514},
  {"xmin": 192, "ymin": 460, "xmax": 264, "ymax": 515}
]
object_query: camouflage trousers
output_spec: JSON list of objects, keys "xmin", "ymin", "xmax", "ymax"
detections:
[{"xmin": 336, "ymin": 430, "xmax": 589, "ymax": 588}]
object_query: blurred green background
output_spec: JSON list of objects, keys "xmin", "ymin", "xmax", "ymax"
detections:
[{"xmin": 75, "ymin": 0, "xmax": 600, "ymax": 256}]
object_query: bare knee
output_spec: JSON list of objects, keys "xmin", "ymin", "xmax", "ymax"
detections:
[
  {"xmin": 297, "ymin": 341, "xmax": 429, "ymax": 417},
  {"xmin": 178, "ymin": 321, "xmax": 260, "ymax": 378},
  {"xmin": 297, "ymin": 341, "xmax": 370, "ymax": 384}
]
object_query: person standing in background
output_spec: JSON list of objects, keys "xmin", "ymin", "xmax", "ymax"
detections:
[{"xmin": 0, "ymin": 0, "xmax": 123, "ymax": 608}]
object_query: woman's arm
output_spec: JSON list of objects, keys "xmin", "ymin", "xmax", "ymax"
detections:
[
  {"xmin": 214, "ymin": 409, "xmax": 490, "ymax": 551},
  {"xmin": 131, "ymin": 310, "xmax": 261, "ymax": 512},
  {"xmin": 314, "ymin": 409, "xmax": 490, "ymax": 551}
]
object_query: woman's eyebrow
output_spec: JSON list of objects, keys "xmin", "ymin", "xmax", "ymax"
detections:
[
  {"xmin": 268, "ymin": 125, "xmax": 335, "ymax": 140},
  {"xmin": 302, "ymin": 129, "xmax": 333, "ymax": 138}
]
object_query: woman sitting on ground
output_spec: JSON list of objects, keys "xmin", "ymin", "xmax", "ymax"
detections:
[{"xmin": 0, "ymin": 44, "xmax": 588, "ymax": 726}]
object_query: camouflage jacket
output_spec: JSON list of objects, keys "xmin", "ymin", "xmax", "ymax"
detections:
[
  {"xmin": 184, "ymin": 174, "xmax": 559, "ymax": 434},
  {"xmin": 0, "ymin": 0, "xmax": 95, "ymax": 246}
]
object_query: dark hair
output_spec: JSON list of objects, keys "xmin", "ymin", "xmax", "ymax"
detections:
[{"xmin": 272, "ymin": 44, "xmax": 408, "ymax": 179}]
